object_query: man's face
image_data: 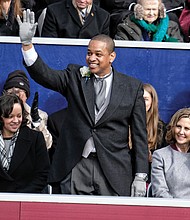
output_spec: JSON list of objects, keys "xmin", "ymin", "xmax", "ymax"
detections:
[
  {"xmin": 141, "ymin": 0, "xmax": 159, "ymax": 24},
  {"xmin": 75, "ymin": 0, "xmax": 92, "ymax": 9},
  {"xmin": 86, "ymin": 40, "xmax": 116, "ymax": 77}
]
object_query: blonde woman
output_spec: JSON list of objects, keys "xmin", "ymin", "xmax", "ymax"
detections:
[
  {"xmin": 143, "ymin": 83, "xmax": 167, "ymax": 182},
  {"xmin": 0, "ymin": 0, "xmax": 22, "ymax": 35},
  {"xmin": 152, "ymin": 108, "xmax": 190, "ymax": 198}
]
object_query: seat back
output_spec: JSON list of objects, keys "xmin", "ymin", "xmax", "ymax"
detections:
[
  {"xmin": 37, "ymin": 7, "xmax": 47, "ymax": 37},
  {"xmin": 147, "ymin": 183, "xmax": 153, "ymax": 197}
]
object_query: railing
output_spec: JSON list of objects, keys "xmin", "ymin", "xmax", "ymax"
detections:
[{"xmin": 0, "ymin": 193, "xmax": 190, "ymax": 220}]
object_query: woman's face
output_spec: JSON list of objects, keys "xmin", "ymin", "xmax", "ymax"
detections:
[
  {"xmin": 1, "ymin": 0, "xmax": 11, "ymax": 14},
  {"xmin": 143, "ymin": 89, "xmax": 152, "ymax": 112},
  {"xmin": 1, "ymin": 103, "xmax": 22, "ymax": 137},
  {"xmin": 174, "ymin": 117, "xmax": 190, "ymax": 147},
  {"xmin": 141, "ymin": 0, "xmax": 159, "ymax": 24}
]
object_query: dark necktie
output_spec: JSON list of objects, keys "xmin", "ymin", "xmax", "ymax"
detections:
[
  {"xmin": 94, "ymin": 78, "xmax": 106, "ymax": 112},
  {"xmin": 81, "ymin": 10, "xmax": 86, "ymax": 24}
]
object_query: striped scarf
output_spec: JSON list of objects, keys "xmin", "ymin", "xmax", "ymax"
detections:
[{"xmin": 0, "ymin": 130, "xmax": 19, "ymax": 171}]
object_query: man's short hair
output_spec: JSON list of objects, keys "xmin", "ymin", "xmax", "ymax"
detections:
[{"xmin": 90, "ymin": 34, "xmax": 115, "ymax": 53}]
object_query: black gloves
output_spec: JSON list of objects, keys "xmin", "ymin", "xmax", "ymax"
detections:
[{"xmin": 31, "ymin": 92, "xmax": 41, "ymax": 123}]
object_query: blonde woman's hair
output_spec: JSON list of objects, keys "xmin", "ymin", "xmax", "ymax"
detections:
[
  {"xmin": 166, "ymin": 108, "xmax": 190, "ymax": 144},
  {"xmin": 144, "ymin": 83, "xmax": 161, "ymax": 150},
  {"xmin": 129, "ymin": 83, "xmax": 163, "ymax": 150}
]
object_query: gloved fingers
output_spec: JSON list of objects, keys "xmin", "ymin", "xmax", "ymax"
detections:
[
  {"xmin": 16, "ymin": 15, "xmax": 22, "ymax": 25},
  {"xmin": 135, "ymin": 191, "xmax": 146, "ymax": 197},
  {"xmin": 32, "ymin": 92, "xmax": 39, "ymax": 106},
  {"xmin": 31, "ymin": 23, "xmax": 38, "ymax": 33},
  {"xmin": 30, "ymin": 11, "xmax": 35, "ymax": 24},
  {"xmin": 26, "ymin": 9, "xmax": 31, "ymax": 23},
  {"xmin": 23, "ymin": 10, "xmax": 27, "ymax": 23},
  {"xmin": 31, "ymin": 92, "xmax": 40, "ymax": 122},
  {"xmin": 132, "ymin": 180, "xmax": 146, "ymax": 197},
  {"xmin": 34, "ymin": 91, "xmax": 38, "ymax": 99}
]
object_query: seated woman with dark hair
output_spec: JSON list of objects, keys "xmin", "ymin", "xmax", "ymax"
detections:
[
  {"xmin": 0, "ymin": 93, "xmax": 50, "ymax": 193},
  {"xmin": 115, "ymin": 0, "xmax": 184, "ymax": 42}
]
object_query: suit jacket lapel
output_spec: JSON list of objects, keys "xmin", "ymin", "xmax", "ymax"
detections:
[
  {"xmin": 83, "ymin": 5, "xmax": 96, "ymax": 27},
  {"xmin": 81, "ymin": 76, "xmax": 95, "ymax": 123},
  {"xmin": 96, "ymin": 71, "xmax": 126, "ymax": 126},
  {"xmin": 68, "ymin": 2, "xmax": 83, "ymax": 27}
]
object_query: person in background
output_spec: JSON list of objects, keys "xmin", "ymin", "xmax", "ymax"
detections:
[
  {"xmin": 163, "ymin": 0, "xmax": 185, "ymax": 24},
  {"xmin": 0, "ymin": 93, "xmax": 50, "ymax": 192},
  {"xmin": 0, "ymin": 0, "xmax": 22, "ymax": 36},
  {"xmin": 143, "ymin": 83, "xmax": 167, "ymax": 183},
  {"xmin": 179, "ymin": 0, "xmax": 190, "ymax": 42},
  {"xmin": 16, "ymin": 10, "xmax": 149, "ymax": 196},
  {"xmin": 41, "ymin": 0, "xmax": 110, "ymax": 38},
  {"xmin": 99, "ymin": 0, "xmax": 136, "ymax": 38},
  {"xmin": 115, "ymin": 0, "xmax": 184, "ymax": 42},
  {"xmin": 21, "ymin": 0, "xmax": 36, "ymax": 10},
  {"xmin": 3, "ymin": 70, "xmax": 52, "ymax": 150},
  {"xmin": 151, "ymin": 108, "xmax": 190, "ymax": 198}
]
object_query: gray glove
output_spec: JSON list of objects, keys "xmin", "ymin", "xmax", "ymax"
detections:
[
  {"xmin": 131, "ymin": 175, "xmax": 147, "ymax": 197},
  {"xmin": 16, "ymin": 9, "xmax": 38, "ymax": 45}
]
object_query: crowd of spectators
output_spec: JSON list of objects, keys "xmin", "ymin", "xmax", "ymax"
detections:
[{"xmin": 0, "ymin": 0, "xmax": 189, "ymax": 42}]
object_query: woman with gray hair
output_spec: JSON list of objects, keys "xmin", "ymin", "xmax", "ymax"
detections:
[
  {"xmin": 151, "ymin": 108, "xmax": 190, "ymax": 198},
  {"xmin": 115, "ymin": 0, "xmax": 184, "ymax": 42}
]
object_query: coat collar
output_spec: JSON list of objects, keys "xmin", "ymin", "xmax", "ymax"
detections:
[
  {"xmin": 81, "ymin": 74, "xmax": 95, "ymax": 123},
  {"xmin": 8, "ymin": 126, "xmax": 32, "ymax": 174},
  {"xmin": 95, "ymin": 70, "xmax": 126, "ymax": 126},
  {"xmin": 81, "ymin": 68, "xmax": 126, "ymax": 125},
  {"xmin": 67, "ymin": 0, "xmax": 96, "ymax": 27}
]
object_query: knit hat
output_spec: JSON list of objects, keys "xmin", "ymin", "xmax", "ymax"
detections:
[{"xmin": 3, "ymin": 70, "xmax": 30, "ymax": 98}]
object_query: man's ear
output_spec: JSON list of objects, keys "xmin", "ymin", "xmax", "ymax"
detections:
[
  {"xmin": 110, "ymin": 51, "xmax": 116, "ymax": 64},
  {"xmin": 159, "ymin": 3, "xmax": 166, "ymax": 18},
  {"xmin": 134, "ymin": 4, "xmax": 144, "ymax": 20}
]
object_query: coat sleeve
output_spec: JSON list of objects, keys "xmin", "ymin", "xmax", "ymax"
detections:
[
  {"xmin": 47, "ymin": 114, "xmax": 60, "ymax": 162},
  {"xmin": 25, "ymin": 56, "xmax": 70, "ymax": 95},
  {"xmin": 130, "ymin": 82, "xmax": 149, "ymax": 175},
  {"xmin": 168, "ymin": 20, "xmax": 184, "ymax": 42},
  {"xmin": 151, "ymin": 150, "xmax": 173, "ymax": 198}
]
